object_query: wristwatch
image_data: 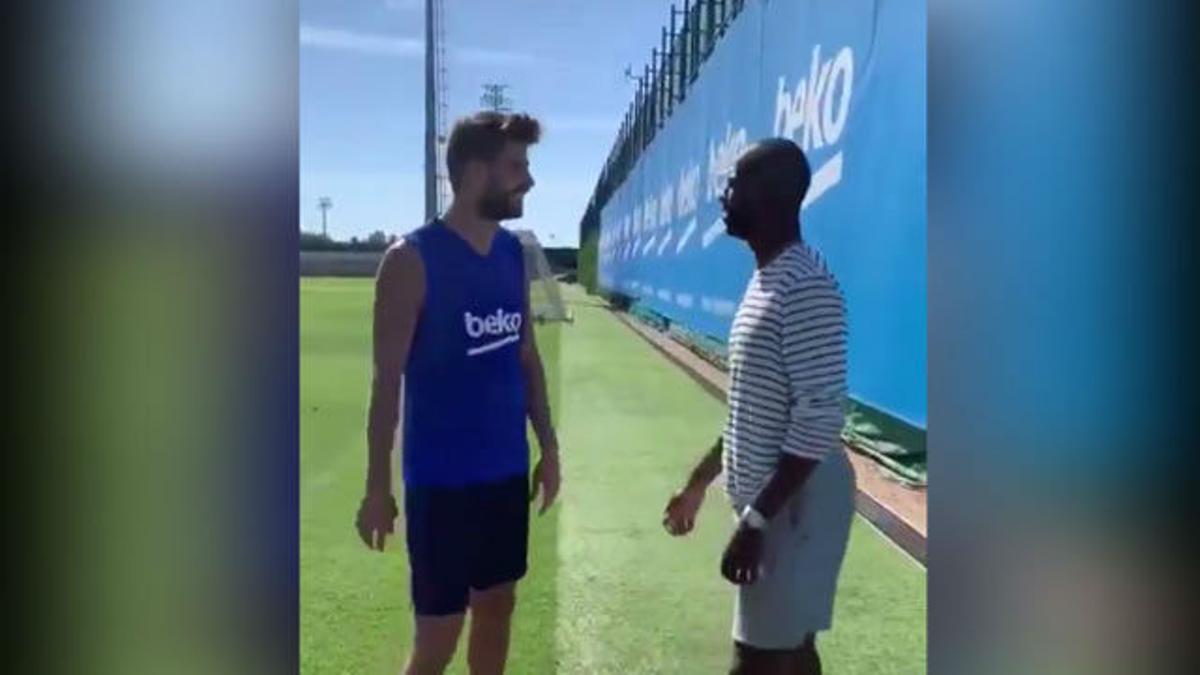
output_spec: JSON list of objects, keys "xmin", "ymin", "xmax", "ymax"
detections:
[{"xmin": 739, "ymin": 505, "xmax": 768, "ymax": 530}]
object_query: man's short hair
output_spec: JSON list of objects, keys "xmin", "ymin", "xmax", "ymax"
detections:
[
  {"xmin": 742, "ymin": 138, "xmax": 812, "ymax": 210},
  {"xmin": 446, "ymin": 112, "xmax": 541, "ymax": 191}
]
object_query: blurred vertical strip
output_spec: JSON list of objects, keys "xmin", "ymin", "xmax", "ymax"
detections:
[
  {"xmin": 8, "ymin": 1, "xmax": 298, "ymax": 673},
  {"xmin": 929, "ymin": 0, "xmax": 1198, "ymax": 673}
]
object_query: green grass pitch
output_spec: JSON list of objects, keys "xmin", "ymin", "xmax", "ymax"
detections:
[{"xmin": 301, "ymin": 278, "xmax": 926, "ymax": 674}]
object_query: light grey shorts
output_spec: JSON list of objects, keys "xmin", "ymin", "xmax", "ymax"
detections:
[{"xmin": 732, "ymin": 451, "xmax": 855, "ymax": 649}]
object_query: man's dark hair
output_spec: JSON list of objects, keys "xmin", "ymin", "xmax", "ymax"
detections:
[
  {"xmin": 741, "ymin": 138, "xmax": 812, "ymax": 212},
  {"xmin": 446, "ymin": 111, "xmax": 542, "ymax": 191}
]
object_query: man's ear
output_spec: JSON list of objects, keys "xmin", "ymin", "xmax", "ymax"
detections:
[{"xmin": 461, "ymin": 159, "xmax": 487, "ymax": 192}]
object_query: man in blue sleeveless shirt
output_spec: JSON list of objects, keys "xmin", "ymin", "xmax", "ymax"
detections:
[{"xmin": 356, "ymin": 112, "xmax": 560, "ymax": 675}]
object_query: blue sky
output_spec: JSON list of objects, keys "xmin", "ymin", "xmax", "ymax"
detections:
[{"xmin": 301, "ymin": 0, "xmax": 677, "ymax": 247}]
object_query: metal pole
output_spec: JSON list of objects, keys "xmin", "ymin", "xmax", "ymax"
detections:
[
  {"xmin": 645, "ymin": 65, "xmax": 651, "ymax": 141},
  {"xmin": 481, "ymin": 83, "xmax": 512, "ymax": 112},
  {"xmin": 318, "ymin": 197, "xmax": 332, "ymax": 238},
  {"xmin": 678, "ymin": 2, "xmax": 689, "ymax": 101},
  {"xmin": 668, "ymin": 10, "xmax": 676, "ymax": 105},
  {"xmin": 656, "ymin": 52, "xmax": 663, "ymax": 131},
  {"xmin": 662, "ymin": 27, "xmax": 672, "ymax": 118},
  {"xmin": 635, "ymin": 75, "xmax": 643, "ymax": 151},
  {"xmin": 643, "ymin": 62, "xmax": 652, "ymax": 142},
  {"xmin": 424, "ymin": 0, "xmax": 438, "ymax": 222},
  {"xmin": 705, "ymin": 0, "xmax": 715, "ymax": 58}
]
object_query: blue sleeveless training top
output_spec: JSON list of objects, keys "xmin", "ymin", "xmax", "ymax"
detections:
[{"xmin": 402, "ymin": 220, "xmax": 529, "ymax": 487}]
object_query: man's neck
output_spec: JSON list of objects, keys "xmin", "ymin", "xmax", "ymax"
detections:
[
  {"xmin": 443, "ymin": 201, "xmax": 499, "ymax": 235},
  {"xmin": 749, "ymin": 226, "xmax": 800, "ymax": 269}
]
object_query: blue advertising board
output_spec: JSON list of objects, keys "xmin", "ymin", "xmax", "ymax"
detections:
[{"xmin": 598, "ymin": 0, "xmax": 925, "ymax": 427}]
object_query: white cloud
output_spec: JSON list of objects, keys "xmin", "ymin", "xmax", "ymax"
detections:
[
  {"xmin": 300, "ymin": 25, "xmax": 421, "ymax": 57},
  {"xmin": 300, "ymin": 24, "xmax": 535, "ymax": 66},
  {"xmin": 454, "ymin": 46, "xmax": 537, "ymax": 67}
]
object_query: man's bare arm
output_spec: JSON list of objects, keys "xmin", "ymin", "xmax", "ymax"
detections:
[
  {"xmin": 663, "ymin": 436, "xmax": 722, "ymax": 536},
  {"xmin": 748, "ymin": 454, "xmax": 818, "ymax": 520},
  {"xmin": 520, "ymin": 285, "xmax": 557, "ymax": 455},
  {"xmin": 685, "ymin": 437, "xmax": 724, "ymax": 491},
  {"xmin": 365, "ymin": 242, "xmax": 424, "ymax": 496}
]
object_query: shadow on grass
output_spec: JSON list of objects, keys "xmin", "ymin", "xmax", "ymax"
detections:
[{"xmin": 509, "ymin": 321, "xmax": 564, "ymax": 673}]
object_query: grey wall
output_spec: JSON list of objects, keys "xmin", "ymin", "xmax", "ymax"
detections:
[{"xmin": 300, "ymin": 251, "xmax": 384, "ymax": 277}]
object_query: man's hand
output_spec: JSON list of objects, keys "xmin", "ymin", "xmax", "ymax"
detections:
[
  {"xmin": 720, "ymin": 525, "xmax": 765, "ymax": 585},
  {"xmin": 355, "ymin": 492, "xmax": 398, "ymax": 551},
  {"xmin": 530, "ymin": 451, "xmax": 561, "ymax": 515},
  {"xmin": 663, "ymin": 484, "xmax": 706, "ymax": 536}
]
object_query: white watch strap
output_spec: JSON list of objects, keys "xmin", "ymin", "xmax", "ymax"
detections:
[{"xmin": 740, "ymin": 505, "xmax": 767, "ymax": 530}]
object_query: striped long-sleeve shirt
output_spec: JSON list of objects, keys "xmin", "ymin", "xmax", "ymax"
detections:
[{"xmin": 722, "ymin": 242, "xmax": 848, "ymax": 509}]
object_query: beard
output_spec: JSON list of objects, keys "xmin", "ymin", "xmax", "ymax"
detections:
[
  {"xmin": 723, "ymin": 206, "xmax": 753, "ymax": 240},
  {"xmin": 479, "ymin": 187, "xmax": 523, "ymax": 221}
]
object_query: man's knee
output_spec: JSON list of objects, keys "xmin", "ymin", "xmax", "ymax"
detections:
[
  {"xmin": 794, "ymin": 634, "xmax": 821, "ymax": 675},
  {"xmin": 409, "ymin": 614, "xmax": 464, "ymax": 673},
  {"xmin": 470, "ymin": 583, "xmax": 517, "ymax": 623},
  {"xmin": 730, "ymin": 641, "xmax": 792, "ymax": 675}
]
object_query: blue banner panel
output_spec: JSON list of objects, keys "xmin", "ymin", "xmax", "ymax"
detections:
[{"xmin": 599, "ymin": 0, "xmax": 925, "ymax": 427}]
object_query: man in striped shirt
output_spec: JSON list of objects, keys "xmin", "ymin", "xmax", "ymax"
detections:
[{"xmin": 663, "ymin": 138, "xmax": 855, "ymax": 675}]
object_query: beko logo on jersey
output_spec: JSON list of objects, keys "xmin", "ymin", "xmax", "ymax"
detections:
[
  {"xmin": 464, "ymin": 309, "xmax": 523, "ymax": 356},
  {"xmin": 464, "ymin": 309, "xmax": 522, "ymax": 338}
]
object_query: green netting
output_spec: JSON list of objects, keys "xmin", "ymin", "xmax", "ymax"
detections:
[
  {"xmin": 514, "ymin": 229, "xmax": 572, "ymax": 323},
  {"xmin": 841, "ymin": 400, "xmax": 927, "ymax": 487}
]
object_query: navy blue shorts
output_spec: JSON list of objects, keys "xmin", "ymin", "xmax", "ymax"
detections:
[{"xmin": 404, "ymin": 474, "xmax": 529, "ymax": 616}]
